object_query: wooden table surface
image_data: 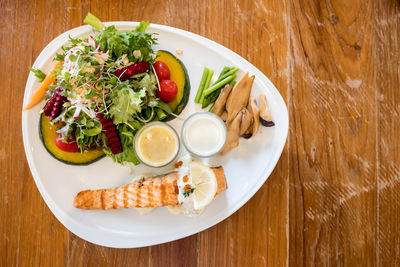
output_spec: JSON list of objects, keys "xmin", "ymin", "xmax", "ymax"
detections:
[{"xmin": 1, "ymin": 0, "xmax": 399, "ymax": 266}]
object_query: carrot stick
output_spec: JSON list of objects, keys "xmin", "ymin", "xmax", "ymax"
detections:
[{"xmin": 23, "ymin": 61, "xmax": 63, "ymax": 111}]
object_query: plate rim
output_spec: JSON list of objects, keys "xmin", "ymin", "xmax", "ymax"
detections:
[{"xmin": 22, "ymin": 21, "xmax": 289, "ymax": 248}]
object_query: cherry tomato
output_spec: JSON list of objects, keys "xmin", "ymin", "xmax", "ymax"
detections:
[
  {"xmin": 157, "ymin": 80, "xmax": 178, "ymax": 102},
  {"xmin": 153, "ymin": 61, "xmax": 170, "ymax": 81},
  {"xmin": 55, "ymin": 135, "xmax": 79, "ymax": 152}
]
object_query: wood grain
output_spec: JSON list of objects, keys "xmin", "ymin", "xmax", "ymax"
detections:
[
  {"xmin": 288, "ymin": 0, "xmax": 378, "ymax": 265},
  {"xmin": 374, "ymin": 0, "xmax": 400, "ymax": 266},
  {"xmin": 0, "ymin": 0, "xmax": 399, "ymax": 266}
]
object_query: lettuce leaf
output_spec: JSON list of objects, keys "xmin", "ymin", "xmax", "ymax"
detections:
[
  {"xmin": 109, "ymin": 87, "xmax": 146, "ymax": 124},
  {"xmin": 139, "ymin": 72, "xmax": 158, "ymax": 96}
]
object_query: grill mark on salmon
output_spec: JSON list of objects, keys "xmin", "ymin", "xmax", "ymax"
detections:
[
  {"xmin": 74, "ymin": 166, "xmax": 227, "ymax": 210},
  {"xmin": 161, "ymin": 178, "xmax": 166, "ymax": 206},
  {"xmin": 134, "ymin": 183, "xmax": 141, "ymax": 207}
]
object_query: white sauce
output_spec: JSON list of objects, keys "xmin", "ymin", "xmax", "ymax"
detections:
[
  {"xmin": 174, "ymin": 154, "xmax": 200, "ymax": 216},
  {"xmin": 182, "ymin": 113, "xmax": 227, "ymax": 157}
]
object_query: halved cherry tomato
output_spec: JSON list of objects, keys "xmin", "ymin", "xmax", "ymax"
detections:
[
  {"xmin": 157, "ymin": 80, "xmax": 178, "ymax": 102},
  {"xmin": 153, "ymin": 61, "xmax": 170, "ymax": 81},
  {"xmin": 55, "ymin": 135, "xmax": 79, "ymax": 152}
]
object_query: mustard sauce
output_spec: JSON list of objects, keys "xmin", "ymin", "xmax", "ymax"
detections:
[{"xmin": 135, "ymin": 122, "xmax": 179, "ymax": 167}]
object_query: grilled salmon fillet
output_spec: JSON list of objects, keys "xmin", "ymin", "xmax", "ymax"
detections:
[{"xmin": 74, "ymin": 166, "xmax": 227, "ymax": 210}]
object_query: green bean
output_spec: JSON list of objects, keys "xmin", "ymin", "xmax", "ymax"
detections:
[
  {"xmin": 215, "ymin": 66, "xmax": 231, "ymax": 82},
  {"xmin": 202, "ymin": 87, "xmax": 221, "ymax": 108},
  {"xmin": 203, "ymin": 74, "xmax": 236, "ymax": 96},
  {"xmin": 199, "ymin": 69, "xmax": 214, "ymax": 104},
  {"xmin": 201, "ymin": 67, "xmax": 235, "ymax": 108},
  {"xmin": 215, "ymin": 67, "xmax": 239, "ymax": 84},
  {"xmin": 194, "ymin": 68, "xmax": 210, "ymax": 103}
]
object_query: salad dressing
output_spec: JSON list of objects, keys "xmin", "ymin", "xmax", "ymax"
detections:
[
  {"xmin": 182, "ymin": 112, "xmax": 227, "ymax": 157},
  {"xmin": 135, "ymin": 122, "xmax": 179, "ymax": 167}
]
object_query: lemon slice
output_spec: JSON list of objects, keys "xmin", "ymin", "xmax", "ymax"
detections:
[{"xmin": 190, "ymin": 161, "xmax": 217, "ymax": 210}]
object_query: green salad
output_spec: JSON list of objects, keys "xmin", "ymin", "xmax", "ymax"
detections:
[{"xmin": 32, "ymin": 13, "xmax": 176, "ymax": 165}]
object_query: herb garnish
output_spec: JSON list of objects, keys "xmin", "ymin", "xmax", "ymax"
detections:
[{"xmin": 183, "ymin": 188, "xmax": 194, "ymax": 198}]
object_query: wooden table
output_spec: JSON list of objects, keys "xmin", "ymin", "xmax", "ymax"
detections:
[{"xmin": 1, "ymin": 0, "xmax": 399, "ymax": 266}]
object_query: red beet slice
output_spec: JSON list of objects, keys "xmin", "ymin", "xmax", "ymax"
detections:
[{"xmin": 96, "ymin": 113, "xmax": 123, "ymax": 155}]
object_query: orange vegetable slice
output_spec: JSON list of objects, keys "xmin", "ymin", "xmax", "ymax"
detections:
[{"xmin": 24, "ymin": 61, "xmax": 63, "ymax": 111}]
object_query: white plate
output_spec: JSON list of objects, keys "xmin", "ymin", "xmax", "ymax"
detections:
[{"xmin": 22, "ymin": 22, "xmax": 288, "ymax": 248}]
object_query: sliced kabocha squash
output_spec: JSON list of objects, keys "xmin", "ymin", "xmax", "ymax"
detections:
[
  {"xmin": 155, "ymin": 50, "xmax": 190, "ymax": 121},
  {"xmin": 39, "ymin": 114, "xmax": 105, "ymax": 165}
]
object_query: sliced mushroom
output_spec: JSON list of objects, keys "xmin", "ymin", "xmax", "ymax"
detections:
[
  {"xmin": 240, "ymin": 117, "xmax": 254, "ymax": 139},
  {"xmin": 246, "ymin": 97, "xmax": 253, "ymax": 118},
  {"xmin": 249, "ymin": 97, "xmax": 260, "ymax": 138},
  {"xmin": 259, "ymin": 94, "xmax": 274, "ymax": 127},
  {"xmin": 226, "ymin": 73, "xmax": 255, "ymax": 123},
  {"xmin": 213, "ymin": 84, "xmax": 232, "ymax": 116},
  {"xmin": 241, "ymin": 93, "xmax": 255, "ymax": 139},
  {"xmin": 239, "ymin": 108, "xmax": 253, "ymax": 136},
  {"xmin": 220, "ymin": 111, "xmax": 242, "ymax": 155},
  {"xmin": 242, "ymin": 130, "xmax": 253, "ymax": 139},
  {"xmin": 220, "ymin": 110, "xmax": 228, "ymax": 121}
]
